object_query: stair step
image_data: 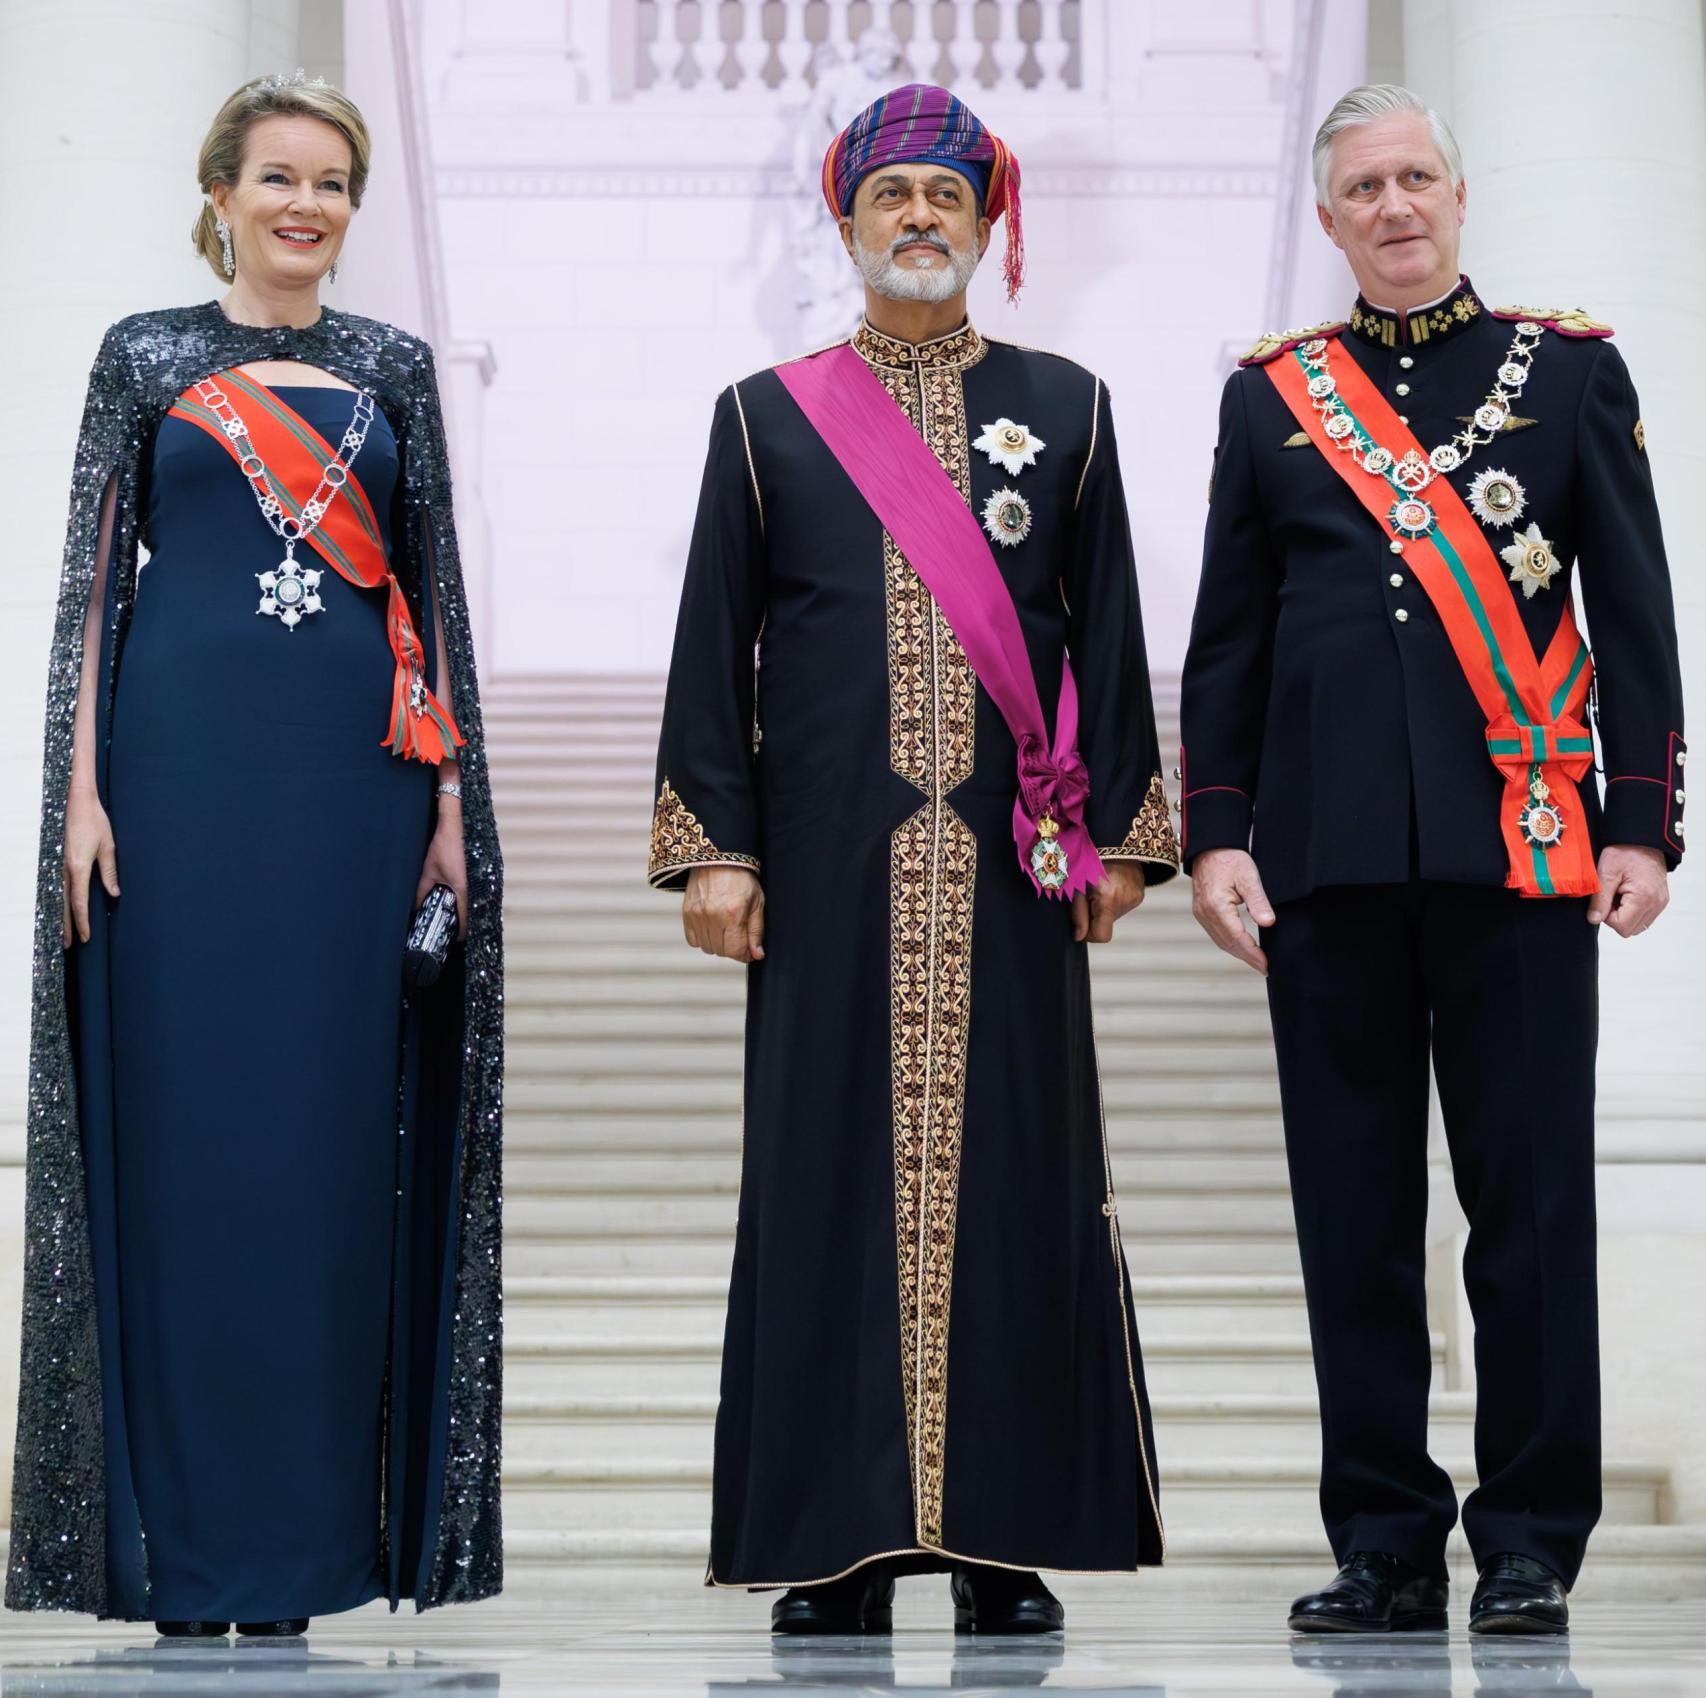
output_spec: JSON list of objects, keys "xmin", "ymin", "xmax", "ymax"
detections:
[
  {"xmin": 500, "ymin": 1389, "xmax": 1475, "ymax": 1467},
  {"xmin": 502, "ymin": 1074, "xmax": 1282, "ymax": 1117},
  {"xmin": 504, "ymin": 1233, "xmax": 1301, "ymax": 1278},
  {"xmin": 502, "ymin": 1331, "xmax": 1430, "ymax": 1399},
  {"xmin": 500, "ymin": 1270, "xmax": 1309, "ymax": 1339},
  {"xmin": 492, "ymin": 1524, "xmax": 1706, "ymax": 1603},
  {"xmin": 494, "ymin": 1455, "xmax": 1663, "ymax": 1532},
  {"xmin": 503, "ymin": 1002, "xmax": 1275, "ymax": 1043}
]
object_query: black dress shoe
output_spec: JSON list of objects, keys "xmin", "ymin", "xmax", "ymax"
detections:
[
  {"xmin": 950, "ymin": 1564, "xmax": 1064, "ymax": 1635},
  {"xmin": 1288, "ymin": 1551, "xmax": 1448, "ymax": 1633},
  {"xmin": 1469, "ymin": 1553, "xmax": 1569, "ymax": 1635},
  {"xmin": 235, "ymin": 1618, "xmax": 310, "ymax": 1637},
  {"xmin": 770, "ymin": 1565, "xmax": 894, "ymax": 1635},
  {"xmin": 153, "ymin": 1620, "xmax": 229, "ymax": 1638}
]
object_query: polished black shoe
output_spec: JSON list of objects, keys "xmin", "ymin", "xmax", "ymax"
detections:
[
  {"xmin": 770, "ymin": 1565, "xmax": 894, "ymax": 1635},
  {"xmin": 1469, "ymin": 1553, "xmax": 1569, "ymax": 1635},
  {"xmin": 950, "ymin": 1564, "xmax": 1064, "ymax": 1635},
  {"xmin": 1288, "ymin": 1551, "xmax": 1448, "ymax": 1633},
  {"xmin": 153, "ymin": 1620, "xmax": 229, "ymax": 1638},
  {"xmin": 235, "ymin": 1618, "xmax": 310, "ymax": 1637}
]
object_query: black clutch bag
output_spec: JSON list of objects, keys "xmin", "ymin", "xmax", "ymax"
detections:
[{"xmin": 404, "ymin": 883, "xmax": 459, "ymax": 990}]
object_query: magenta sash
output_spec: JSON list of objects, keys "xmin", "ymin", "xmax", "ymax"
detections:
[{"xmin": 776, "ymin": 342, "xmax": 1103, "ymax": 899}]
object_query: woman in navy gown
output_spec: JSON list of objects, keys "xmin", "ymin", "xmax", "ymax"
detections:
[{"xmin": 8, "ymin": 74, "xmax": 505, "ymax": 1634}]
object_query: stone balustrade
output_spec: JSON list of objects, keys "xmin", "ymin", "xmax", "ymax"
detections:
[{"xmin": 635, "ymin": 0, "xmax": 1082, "ymax": 95}]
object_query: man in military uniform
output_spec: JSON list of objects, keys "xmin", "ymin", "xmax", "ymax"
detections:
[{"xmin": 1181, "ymin": 84, "xmax": 1685, "ymax": 1635}]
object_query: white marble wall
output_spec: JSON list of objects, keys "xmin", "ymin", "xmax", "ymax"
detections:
[
  {"xmin": 423, "ymin": 0, "xmax": 1316, "ymax": 678},
  {"xmin": 1405, "ymin": 0, "xmax": 1706, "ymax": 1518}
]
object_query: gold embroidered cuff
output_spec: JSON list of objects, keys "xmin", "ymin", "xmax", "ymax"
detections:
[
  {"xmin": 647, "ymin": 779, "xmax": 760, "ymax": 890},
  {"xmin": 1095, "ymin": 772, "xmax": 1181, "ymax": 869}
]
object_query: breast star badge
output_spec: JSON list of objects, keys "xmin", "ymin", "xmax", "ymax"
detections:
[
  {"xmin": 1500, "ymin": 522, "xmax": 1562, "ymax": 598},
  {"xmin": 1467, "ymin": 467, "xmax": 1527, "ymax": 529},
  {"xmin": 982, "ymin": 488, "xmax": 1033, "ymax": 548},
  {"xmin": 974, "ymin": 418, "xmax": 1046, "ymax": 476}
]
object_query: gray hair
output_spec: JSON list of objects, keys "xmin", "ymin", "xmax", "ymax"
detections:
[{"xmin": 1312, "ymin": 83, "xmax": 1463, "ymax": 207}]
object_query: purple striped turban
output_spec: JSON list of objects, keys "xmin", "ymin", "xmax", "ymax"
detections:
[{"xmin": 821, "ymin": 83, "xmax": 1025, "ymax": 301}]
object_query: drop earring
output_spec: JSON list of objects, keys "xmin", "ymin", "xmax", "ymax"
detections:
[
  {"xmin": 328, "ymin": 258, "xmax": 340, "ymax": 285},
  {"xmin": 215, "ymin": 217, "xmax": 234, "ymax": 277}
]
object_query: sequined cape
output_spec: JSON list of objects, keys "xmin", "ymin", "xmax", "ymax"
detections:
[{"xmin": 7, "ymin": 303, "xmax": 505, "ymax": 1617}]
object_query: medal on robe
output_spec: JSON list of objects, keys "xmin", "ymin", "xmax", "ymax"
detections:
[
  {"xmin": 258, "ymin": 552, "xmax": 324, "ymax": 628},
  {"xmin": 982, "ymin": 487, "xmax": 1033, "ymax": 548},
  {"xmin": 1499, "ymin": 522, "xmax": 1562, "ymax": 598},
  {"xmin": 1029, "ymin": 813, "xmax": 1069, "ymax": 890},
  {"xmin": 974, "ymin": 418, "xmax": 1045, "ymax": 476}
]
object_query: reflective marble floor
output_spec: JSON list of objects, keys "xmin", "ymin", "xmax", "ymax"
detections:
[{"xmin": 1, "ymin": 1587, "xmax": 1702, "ymax": 1696}]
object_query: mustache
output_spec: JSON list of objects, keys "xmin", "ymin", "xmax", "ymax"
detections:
[{"xmin": 889, "ymin": 229, "xmax": 954, "ymax": 257}]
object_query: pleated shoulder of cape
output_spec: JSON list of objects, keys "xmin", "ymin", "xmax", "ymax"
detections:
[{"xmin": 8, "ymin": 300, "xmax": 505, "ymax": 1619}]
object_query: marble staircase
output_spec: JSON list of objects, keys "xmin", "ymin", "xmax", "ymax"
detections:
[{"xmin": 487, "ymin": 674, "xmax": 1706, "ymax": 1600}]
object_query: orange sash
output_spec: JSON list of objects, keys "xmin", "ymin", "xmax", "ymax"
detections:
[
  {"xmin": 1266, "ymin": 338, "xmax": 1597, "ymax": 897},
  {"xmin": 169, "ymin": 367, "xmax": 463, "ymax": 765}
]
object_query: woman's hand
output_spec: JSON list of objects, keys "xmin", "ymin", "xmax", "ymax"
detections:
[
  {"xmin": 416, "ymin": 799, "xmax": 469, "ymax": 939},
  {"xmin": 63, "ymin": 783, "xmax": 119, "ymax": 947}
]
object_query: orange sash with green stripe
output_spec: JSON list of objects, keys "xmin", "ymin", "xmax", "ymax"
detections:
[
  {"xmin": 1266, "ymin": 337, "xmax": 1597, "ymax": 898},
  {"xmin": 168, "ymin": 367, "xmax": 464, "ymax": 766}
]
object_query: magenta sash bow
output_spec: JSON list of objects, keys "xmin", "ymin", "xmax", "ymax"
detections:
[{"xmin": 776, "ymin": 342, "xmax": 1104, "ymax": 899}]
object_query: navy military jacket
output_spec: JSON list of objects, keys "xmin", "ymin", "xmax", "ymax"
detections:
[{"xmin": 1180, "ymin": 277, "xmax": 1687, "ymax": 904}]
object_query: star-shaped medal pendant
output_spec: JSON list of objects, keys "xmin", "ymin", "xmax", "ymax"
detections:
[
  {"xmin": 982, "ymin": 488, "xmax": 1033, "ymax": 548},
  {"xmin": 973, "ymin": 418, "xmax": 1046, "ymax": 476},
  {"xmin": 1499, "ymin": 522, "xmax": 1562, "ymax": 599},
  {"xmin": 1467, "ymin": 467, "xmax": 1527, "ymax": 529},
  {"xmin": 258, "ymin": 555, "xmax": 325, "ymax": 629}
]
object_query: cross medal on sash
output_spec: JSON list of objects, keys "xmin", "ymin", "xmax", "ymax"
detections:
[{"xmin": 1265, "ymin": 328, "xmax": 1599, "ymax": 898}]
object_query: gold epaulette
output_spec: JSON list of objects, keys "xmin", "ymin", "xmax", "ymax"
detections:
[
  {"xmin": 1490, "ymin": 305, "xmax": 1614, "ymax": 338},
  {"xmin": 1237, "ymin": 320, "xmax": 1347, "ymax": 367}
]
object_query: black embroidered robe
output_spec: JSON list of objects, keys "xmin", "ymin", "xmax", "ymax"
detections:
[{"xmin": 650, "ymin": 319, "xmax": 1179, "ymax": 1585}]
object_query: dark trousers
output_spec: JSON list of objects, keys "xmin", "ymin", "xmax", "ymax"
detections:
[{"xmin": 1265, "ymin": 881, "xmax": 1601, "ymax": 1586}]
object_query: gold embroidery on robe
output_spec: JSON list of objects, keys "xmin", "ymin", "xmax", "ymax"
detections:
[
  {"xmin": 1097, "ymin": 772, "xmax": 1181, "ymax": 867},
  {"xmin": 647, "ymin": 779, "xmax": 759, "ymax": 886},
  {"xmin": 867, "ymin": 326, "xmax": 984, "ymax": 1548}
]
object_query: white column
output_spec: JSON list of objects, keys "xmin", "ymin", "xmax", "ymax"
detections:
[
  {"xmin": 1432, "ymin": 0, "xmax": 1706, "ymax": 1160},
  {"xmin": 1268, "ymin": 0, "xmax": 1364, "ymax": 335},
  {"xmin": 342, "ymin": 0, "xmax": 496, "ymax": 654},
  {"xmin": 1419, "ymin": 0, "xmax": 1706, "ymax": 1526},
  {"xmin": 0, "ymin": 0, "xmax": 298, "ymax": 1526}
]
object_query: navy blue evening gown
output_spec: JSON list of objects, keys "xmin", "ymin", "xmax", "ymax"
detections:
[{"xmin": 99, "ymin": 383, "xmax": 434, "ymax": 1620}]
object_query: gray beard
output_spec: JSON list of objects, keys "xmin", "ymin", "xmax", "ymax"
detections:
[{"xmin": 853, "ymin": 232, "xmax": 981, "ymax": 304}]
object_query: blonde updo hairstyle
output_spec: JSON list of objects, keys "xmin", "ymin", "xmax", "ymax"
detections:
[{"xmin": 192, "ymin": 73, "xmax": 372, "ymax": 280}]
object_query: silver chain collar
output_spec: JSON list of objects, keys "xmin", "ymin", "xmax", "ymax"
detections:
[
  {"xmin": 192, "ymin": 375, "xmax": 376, "ymax": 628},
  {"xmin": 1295, "ymin": 320, "xmax": 1544, "ymax": 510}
]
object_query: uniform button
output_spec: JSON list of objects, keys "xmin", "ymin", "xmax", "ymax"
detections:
[
  {"xmin": 1400, "ymin": 355, "xmax": 1414, "ymax": 369},
  {"xmin": 1399, "ymin": 414, "xmax": 1410, "ymax": 425},
  {"xmin": 1679, "ymin": 750, "xmax": 1688, "ymax": 768},
  {"xmin": 1172, "ymin": 766, "xmax": 1182, "ymax": 780},
  {"xmin": 1395, "ymin": 608, "xmax": 1410, "ymax": 623},
  {"xmin": 1390, "ymin": 573, "xmax": 1404, "ymax": 588},
  {"xmin": 1677, "ymin": 789, "xmax": 1687, "ymax": 805},
  {"xmin": 1395, "ymin": 382, "xmax": 1411, "ymax": 396},
  {"xmin": 1389, "ymin": 540, "xmax": 1404, "ymax": 554},
  {"xmin": 1678, "ymin": 820, "xmax": 1687, "ymax": 839}
]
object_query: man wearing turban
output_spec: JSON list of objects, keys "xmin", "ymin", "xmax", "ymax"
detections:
[{"xmin": 649, "ymin": 84, "xmax": 1180, "ymax": 1636}]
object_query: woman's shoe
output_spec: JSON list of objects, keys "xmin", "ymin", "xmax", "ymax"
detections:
[{"xmin": 236, "ymin": 1618, "xmax": 309, "ymax": 1637}]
